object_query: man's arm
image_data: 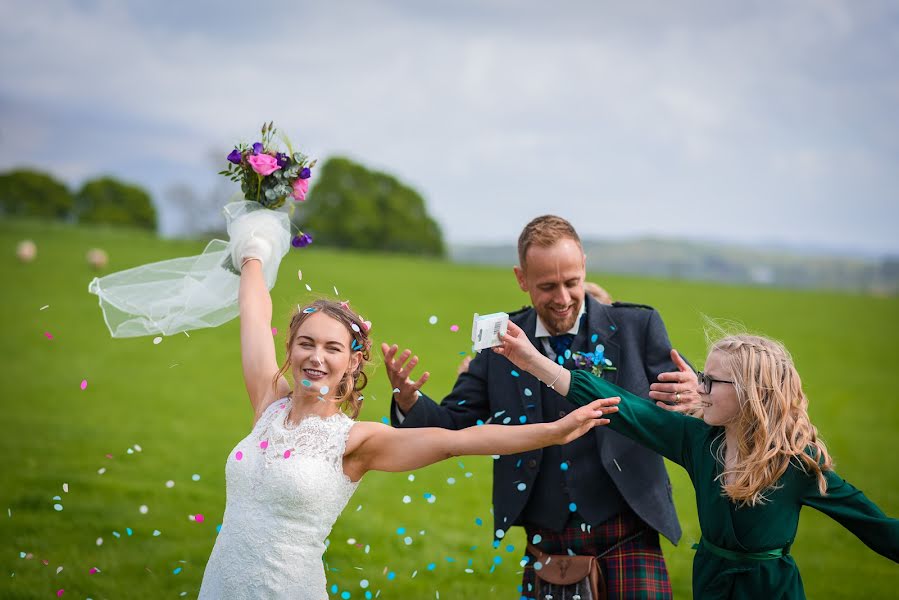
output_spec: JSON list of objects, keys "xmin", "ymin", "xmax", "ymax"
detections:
[{"xmin": 383, "ymin": 343, "xmax": 493, "ymax": 431}]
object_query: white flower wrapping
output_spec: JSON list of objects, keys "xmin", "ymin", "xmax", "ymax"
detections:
[{"xmin": 88, "ymin": 201, "xmax": 291, "ymax": 338}]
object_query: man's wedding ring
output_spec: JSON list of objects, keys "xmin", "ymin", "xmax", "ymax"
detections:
[{"xmin": 675, "ymin": 392, "xmax": 681, "ymax": 402}]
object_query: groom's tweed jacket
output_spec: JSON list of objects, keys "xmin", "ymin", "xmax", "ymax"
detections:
[{"xmin": 391, "ymin": 295, "xmax": 683, "ymax": 545}]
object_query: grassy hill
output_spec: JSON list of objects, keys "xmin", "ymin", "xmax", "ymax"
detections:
[{"xmin": 2, "ymin": 218, "xmax": 897, "ymax": 599}]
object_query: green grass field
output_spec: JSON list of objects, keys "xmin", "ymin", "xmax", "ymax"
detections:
[{"xmin": 1, "ymin": 218, "xmax": 897, "ymax": 599}]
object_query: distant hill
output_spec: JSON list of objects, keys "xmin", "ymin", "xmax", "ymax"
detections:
[{"xmin": 451, "ymin": 237, "xmax": 898, "ymax": 295}]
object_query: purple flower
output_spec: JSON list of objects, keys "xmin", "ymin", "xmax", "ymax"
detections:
[
  {"xmin": 291, "ymin": 232, "xmax": 313, "ymax": 248},
  {"xmin": 275, "ymin": 152, "xmax": 289, "ymax": 168},
  {"xmin": 226, "ymin": 149, "xmax": 242, "ymax": 164},
  {"xmin": 299, "ymin": 167, "xmax": 312, "ymax": 179},
  {"xmin": 252, "ymin": 142, "xmax": 264, "ymax": 155}
]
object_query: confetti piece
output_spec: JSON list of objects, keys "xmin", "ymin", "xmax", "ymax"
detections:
[
  {"xmin": 387, "ymin": 572, "xmax": 396, "ymax": 581},
  {"xmin": 510, "ymin": 370, "xmax": 520, "ymax": 377},
  {"xmin": 126, "ymin": 527, "xmax": 133, "ymax": 536},
  {"xmin": 403, "ymin": 536, "xmax": 412, "ymax": 545},
  {"xmin": 568, "ymin": 502, "xmax": 577, "ymax": 512},
  {"xmin": 173, "ymin": 567, "xmax": 182, "ymax": 575},
  {"xmin": 517, "ymin": 483, "xmax": 526, "ymax": 491},
  {"xmin": 192, "ymin": 474, "xmax": 201, "ymax": 481},
  {"xmin": 134, "ymin": 444, "xmax": 142, "ymax": 452},
  {"xmin": 402, "ymin": 495, "xmax": 411, "ymax": 504},
  {"xmin": 56, "ymin": 590, "xmax": 64, "ymax": 597},
  {"xmin": 519, "ymin": 416, "xmax": 527, "ymax": 424},
  {"xmin": 195, "ymin": 514, "xmax": 205, "ymax": 523},
  {"xmin": 560, "ymin": 462, "xmax": 569, "ymax": 471},
  {"xmin": 80, "ymin": 380, "xmax": 87, "ymax": 391},
  {"xmin": 428, "ymin": 315, "xmax": 438, "ymax": 325},
  {"xmin": 235, "ymin": 451, "xmax": 243, "ymax": 461},
  {"xmin": 360, "ymin": 579, "xmax": 369, "ymax": 588},
  {"xmin": 495, "ymin": 529, "xmax": 505, "ymax": 539},
  {"xmin": 284, "ymin": 450, "xmax": 292, "ymax": 459},
  {"xmin": 305, "ymin": 284, "xmax": 312, "ymax": 292},
  {"xmin": 407, "ymin": 474, "xmax": 415, "ymax": 482},
  {"xmin": 260, "ymin": 440, "xmax": 269, "ymax": 450},
  {"xmin": 426, "ymin": 494, "xmax": 436, "ymax": 504},
  {"xmin": 303, "ymin": 307, "xmax": 317, "ymax": 313},
  {"xmin": 532, "ymin": 534, "xmax": 542, "ymax": 544},
  {"xmin": 56, "ymin": 566, "xmax": 63, "ymax": 574},
  {"xmin": 53, "ymin": 504, "xmax": 63, "ymax": 511},
  {"xmin": 271, "ymin": 327, "xmax": 278, "ymax": 336},
  {"xmin": 301, "ymin": 379, "xmax": 312, "ymax": 387},
  {"xmin": 153, "ymin": 337, "xmax": 162, "ymax": 345},
  {"xmin": 165, "ymin": 480, "xmax": 175, "ymax": 488},
  {"xmin": 450, "ymin": 324, "xmax": 459, "ymax": 332},
  {"xmin": 446, "ymin": 478, "xmax": 455, "ymax": 485},
  {"xmin": 591, "ymin": 334, "xmax": 598, "ymax": 343},
  {"xmin": 320, "ymin": 386, "xmax": 330, "ymax": 394},
  {"xmin": 44, "ymin": 332, "xmax": 54, "ymax": 340},
  {"xmin": 350, "ymin": 323, "xmax": 360, "ymax": 332},
  {"xmin": 363, "ymin": 320, "xmax": 372, "ymax": 330},
  {"xmin": 89, "ymin": 567, "xmax": 99, "ymax": 574},
  {"xmin": 62, "ymin": 483, "xmax": 68, "ymax": 493},
  {"xmin": 96, "ymin": 538, "xmax": 103, "ymax": 546},
  {"xmin": 297, "ymin": 269, "xmax": 303, "ymax": 280},
  {"xmin": 153, "ymin": 530, "xmax": 161, "ymax": 536},
  {"xmin": 40, "ymin": 305, "xmax": 50, "ymax": 310}
]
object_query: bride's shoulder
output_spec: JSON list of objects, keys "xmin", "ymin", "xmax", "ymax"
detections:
[{"xmin": 344, "ymin": 420, "xmax": 388, "ymax": 453}]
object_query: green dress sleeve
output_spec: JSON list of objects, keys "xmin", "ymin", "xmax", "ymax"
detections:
[
  {"xmin": 802, "ymin": 469, "xmax": 899, "ymax": 563},
  {"xmin": 567, "ymin": 369, "xmax": 705, "ymax": 468}
]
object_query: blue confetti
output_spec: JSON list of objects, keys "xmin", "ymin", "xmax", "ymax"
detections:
[
  {"xmin": 517, "ymin": 483, "xmax": 526, "ymax": 491},
  {"xmin": 396, "ymin": 527, "xmax": 405, "ymax": 535},
  {"xmin": 492, "ymin": 540, "xmax": 501, "ymax": 549},
  {"xmin": 564, "ymin": 349, "xmax": 571, "ymax": 360},
  {"xmin": 511, "ymin": 370, "xmax": 520, "ymax": 377},
  {"xmin": 494, "ymin": 556, "xmax": 503, "ymax": 564},
  {"xmin": 523, "ymin": 388, "xmax": 533, "ymax": 397},
  {"xmin": 560, "ymin": 461, "xmax": 569, "ymax": 471},
  {"xmin": 342, "ymin": 592, "xmax": 351, "ymax": 599},
  {"xmin": 519, "ymin": 416, "xmax": 527, "ymax": 424},
  {"xmin": 216, "ymin": 524, "xmax": 222, "ymax": 533},
  {"xmin": 476, "ymin": 419, "xmax": 484, "ymax": 426},
  {"xmin": 381, "ymin": 417, "xmax": 389, "ymax": 424},
  {"xmin": 365, "ymin": 593, "xmax": 372, "ymax": 600},
  {"xmin": 515, "ymin": 459, "xmax": 522, "ymax": 468},
  {"xmin": 569, "ymin": 502, "xmax": 577, "ymax": 512},
  {"xmin": 458, "ymin": 400, "xmax": 466, "ymax": 405},
  {"xmin": 427, "ymin": 563, "xmax": 436, "ymax": 570},
  {"xmin": 445, "ymin": 556, "xmax": 456, "ymax": 562},
  {"xmin": 173, "ymin": 567, "xmax": 182, "ymax": 575},
  {"xmin": 301, "ymin": 379, "xmax": 312, "ymax": 387},
  {"xmin": 303, "ymin": 307, "xmax": 317, "ymax": 313},
  {"xmin": 532, "ymin": 534, "xmax": 543, "ymax": 544},
  {"xmin": 502, "ymin": 417, "xmax": 511, "ymax": 424},
  {"xmin": 610, "ymin": 325, "xmax": 617, "ymax": 331},
  {"xmin": 557, "ymin": 355, "xmax": 565, "ymax": 365},
  {"xmin": 591, "ymin": 333, "xmax": 598, "ymax": 343},
  {"xmin": 387, "ymin": 571, "xmax": 396, "ymax": 581},
  {"xmin": 331, "ymin": 584, "xmax": 339, "ymax": 594},
  {"xmin": 506, "ymin": 544, "xmax": 515, "ymax": 552},
  {"xmin": 475, "ymin": 517, "xmax": 483, "ymax": 526}
]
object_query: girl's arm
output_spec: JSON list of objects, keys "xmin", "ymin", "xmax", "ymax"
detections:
[
  {"xmin": 493, "ymin": 321, "xmax": 702, "ymax": 467},
  {"xmin": 803, "ymin": 470, "xmax": 899, "ymax": 563},
  {"xmin": 239, "ymin": 260, "xmax": 289, "ymax": 422},
  {"xmin": 345, "ymin": 398, "xmax": 619, "ymax": 477}
]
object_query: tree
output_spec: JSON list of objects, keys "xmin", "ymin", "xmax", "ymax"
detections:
[
  {"xmin": 297, "ymin": 157, "xmax": 445, "ymax": 257},
  {"xmin": 0, "ymin": 169, "xmax": 74, "ymax": 219},
  {"xmin": 75, "ymin": 177, "xmax": 157, "ymax": 231}
]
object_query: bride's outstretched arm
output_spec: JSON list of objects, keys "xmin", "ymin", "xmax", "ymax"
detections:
[
  {"xmin": 239, "ymin": 260, "xmax": 288, "ymax": 420},
  {"xmin": 345, "ymin": 398, "xmax": 618, "ymax": 477}
]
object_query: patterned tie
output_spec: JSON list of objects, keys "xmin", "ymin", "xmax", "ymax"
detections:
[{"xmin": 548, "ymin": 333, "xmax": 575, "ymax": 362}]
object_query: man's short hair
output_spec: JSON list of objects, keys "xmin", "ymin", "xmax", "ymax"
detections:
[{"xmin": 517, "ymin": 215, "xmax": 582, "ymax": 268}]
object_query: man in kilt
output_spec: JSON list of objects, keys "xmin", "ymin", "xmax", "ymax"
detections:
[{"xmin": 382, "ymin": 215, "xmax": 697, "ymax": 598}]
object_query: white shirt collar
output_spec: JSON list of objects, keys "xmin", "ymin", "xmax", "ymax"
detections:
[{"xmin": 534, "ymin": 301, "xmax": 586, "ymax": 338}]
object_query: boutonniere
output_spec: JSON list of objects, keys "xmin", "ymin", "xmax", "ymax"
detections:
[{"xmin": 573, "ymin": 343, "xmax": 616, "ymax": 377}]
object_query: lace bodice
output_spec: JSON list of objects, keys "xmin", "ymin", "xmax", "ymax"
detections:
[{"xmin": 198, "ymin": 399, "xmax": 359, "ymax": 599}]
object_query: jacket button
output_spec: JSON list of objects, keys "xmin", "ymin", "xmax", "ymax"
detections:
[{"xmin": 527, "ymin": 459, "xmax": 538, "ymax": 468}]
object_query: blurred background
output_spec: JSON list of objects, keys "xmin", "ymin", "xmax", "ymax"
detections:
[{"xmin": 2, "ymin": 1, "xmax": 897, "ymax": 598}]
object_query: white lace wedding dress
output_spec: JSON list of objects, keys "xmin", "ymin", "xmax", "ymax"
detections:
[{"xmin": 198, "ymin": 398, "xmax": 359, "ymax": 599}]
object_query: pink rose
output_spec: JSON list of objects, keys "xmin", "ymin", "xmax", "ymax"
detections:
[
  {"xmin": 292, "ymin": 177, "xmax": 309, "ymax": 201},
  {"xmin": 247, "ymin": 153, "xmax": 281, "ymax": 176}
]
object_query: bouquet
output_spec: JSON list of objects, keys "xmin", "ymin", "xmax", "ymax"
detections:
[{"xmin": 219, "ymin": 122, "xmax": 314, "ymax": 248}]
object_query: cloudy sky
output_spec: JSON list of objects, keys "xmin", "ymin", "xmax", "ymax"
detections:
[{"xmin": 2, "ymin": 0, "xmax": 897, "ymax": 254}]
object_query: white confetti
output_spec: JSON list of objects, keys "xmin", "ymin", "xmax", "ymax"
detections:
[
  {"xmin": 428, "ymin": 315, "xmax": 438, "ymax": 325},
  {"xmin": 165, "ymin": 480, "xmax": 175, "ymax": 488},
  {"xmin": 139, "ymin": 505, "xmax": 149, "ymax": 515},
  {"xmin": 305, "ymin": 284, "xmax": 312, "ymax": 292},
  {"xmin": 402, "ymin": 495, "xmax": 412, "ymax": 504},
  {"xmin": 62, "ymin": 483, "xmax": 68, "ymax": 493},
  {"xmin": 153, "ymin": 337, "xmax": 163, "ymax": 345}
]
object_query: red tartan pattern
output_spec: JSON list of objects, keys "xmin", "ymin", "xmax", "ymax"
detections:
[{"xmin": 520, "ymin": 507, "xmax": 672, "ymax": 600}]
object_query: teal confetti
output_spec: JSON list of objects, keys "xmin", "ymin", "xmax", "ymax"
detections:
[
  {"xmin": 560, "ymin": 461, "xmax": 569, "ymax": 471},
  {"xmin": 569, "ymin": 502, "xmax": 577, "ymax": 512},
  {"xmin": 173, "ymin": 567, "xmax": 182, "ymax": 575},
  {"xmin": 475, "ymin": 517, "xmax": 483, "ymax": 526},
  {"xmin": 523, "ymin": 388, "xmax": 532, "ymax": 397},
  {"xmin": 591, "ymin": 333, "xmax": 598, "ymax": 343},
  {"xmin": 301, "ymin": 379, "xmax": 311, "ymax": 387},
  {"xmin": 519, "ymin": 416, "xmax": 527, "ymax": 423},
  {"xmin": 510, "ymin": 370, "xmax": 520, "ymax": 377}
]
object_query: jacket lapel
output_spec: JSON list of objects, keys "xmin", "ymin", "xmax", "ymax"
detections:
[
  {"xmin": 583, "ymin": 296, "xmax": 621, "ymax": 385},
  {"xmin": 513, "ymin": 309, "xmax": 545, "ymax": 424}
]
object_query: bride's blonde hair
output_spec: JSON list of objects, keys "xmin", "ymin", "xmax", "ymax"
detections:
[{"xmin": 709, "ymin": 332, "xmax": 832, "ymax": 506}]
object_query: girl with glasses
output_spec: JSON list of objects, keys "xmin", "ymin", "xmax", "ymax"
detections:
[{"xmin": 494, "ymin": 324, "xmax": 898, "ymax": 599}]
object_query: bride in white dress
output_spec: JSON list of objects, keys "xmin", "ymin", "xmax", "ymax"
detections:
[{"xmin": 197, "ymin": 233, "xmax": 620, "ymax": 599}]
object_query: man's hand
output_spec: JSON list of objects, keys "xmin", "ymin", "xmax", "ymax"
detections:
[
  {"xmin": 381, "ymin": 343, "xmax": 431, "ymax": 414},
  {"xmin": 649, "ymin": 349, "xmax": 700, "ymax": 413}
]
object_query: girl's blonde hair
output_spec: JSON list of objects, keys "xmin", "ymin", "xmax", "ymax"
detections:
[
  {"xmin": 710, "ymin": 333, "xmax": 832, "ymax": 506},
  {"xmin": 272, "ymin": 299, "xmax": 372, "ymax": 419}
]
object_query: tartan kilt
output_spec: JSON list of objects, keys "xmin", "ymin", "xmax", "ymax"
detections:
[{"xmin": 520, "ymin": 506, "xmax": 672, "ymax": 600}]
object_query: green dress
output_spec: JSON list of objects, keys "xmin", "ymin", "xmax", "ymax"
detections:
[{"xmin": 567, "ymin": 370, "xmax": 899, "ymax": 599}]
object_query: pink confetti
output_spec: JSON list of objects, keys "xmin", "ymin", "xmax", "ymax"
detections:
[
  {"xmin": 271, "ymin": 327, "xmax": 278, "ymax": 336},
  {"xmin": 260, "ymin": 440, "xmax": 268, "ymax": 450},
  {"xmin": 450, "ymin": 325, "xmax": 459, "ymax": 332},
  {"xmin": 235, "ymin": 451, "xmax": 243, "ymax": 461},
  {"xmin": 89, "ymin": 568, "xmax": 98, "ymax": 575},
  {"xmin": 195, "ymin": 514, "xmax": 205, "ymax": 523},
  {"xmin": 57, "ymin": 590, "xmax": 64, "ymax": 598},
  {"xmin": 283, "ymin": 450, "xmax": 291, "ymax": 459},
  {"xmin": 80, "ymin": 379, "xmax": 88, "ymax": 391},
  {"xmin": 44, "ymin": 332, "xmax": 54, "ymax": 340}
]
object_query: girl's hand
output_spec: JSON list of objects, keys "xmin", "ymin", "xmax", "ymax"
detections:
[
  {"xmin": 493, "ymin": 321, "xmax": 542, "ymax": 371},
  {"xmin": 553, "ymin": 397, "xmax": 620, "ymax": 444}
]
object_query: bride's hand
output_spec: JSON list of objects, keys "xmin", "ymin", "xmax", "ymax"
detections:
[
  {"xmin": 552, "ymin": 398, "xmax": 620, "ymax": 444},
  {"xmin": 492, "ymin": 321, "xmax": 541, "ymax": 372}
]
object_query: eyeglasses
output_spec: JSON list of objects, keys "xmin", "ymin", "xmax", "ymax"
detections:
[{"xmin": 697, "ymin": 371, "xmax": 735, "ymax": 395}]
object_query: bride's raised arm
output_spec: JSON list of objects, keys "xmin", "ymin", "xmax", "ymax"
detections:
[{"xmin": 238, "ymin": 260, "xmax": 289, "ymax": 422}]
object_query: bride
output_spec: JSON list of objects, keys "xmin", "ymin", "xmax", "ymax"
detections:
[{"xmin": 196, "ymin": 224, "xmax": 620, "ymax": 598}]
